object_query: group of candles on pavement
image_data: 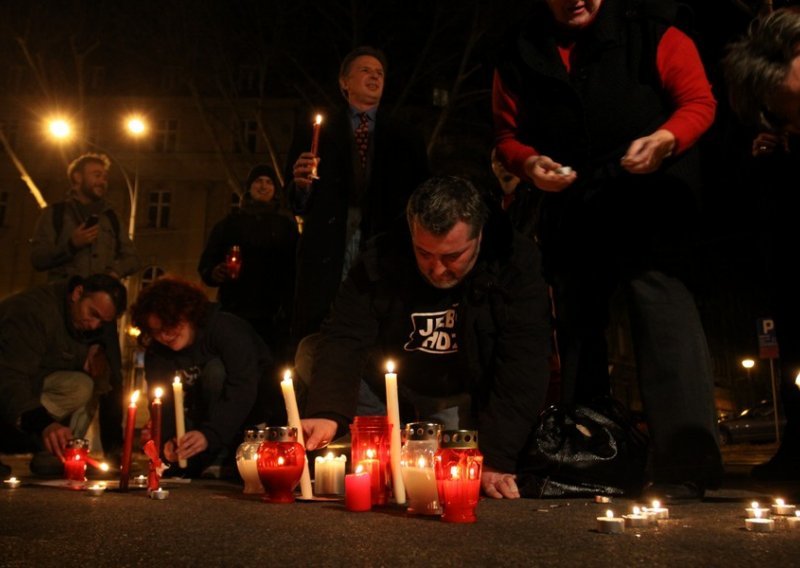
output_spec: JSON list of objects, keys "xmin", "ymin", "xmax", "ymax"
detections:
[{"xmin": 4, "ymin": 357, "xmax": 800, "ymax": 530}]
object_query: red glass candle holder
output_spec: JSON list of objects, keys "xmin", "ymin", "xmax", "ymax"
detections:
[
  {"xmin": 226, "ymin": 245, "xmax": 242, "ymax": 279},
  {"xmin": 257, "ymin": 427, "xmax": 305, "ymax": 503},
  {"xmin": 349, "ymin": 415, "xmax": 391, "ymax": 505},
  {"xmin": 434, "ymin": 430, "xmax": 482, "ymax": 523},
  {"xmin": 63, "ymin": 438, "xmax": 90, "ymax": 487}
]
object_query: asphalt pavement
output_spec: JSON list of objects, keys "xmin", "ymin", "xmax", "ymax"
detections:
[{"xmin": 1, "ymin": 444, "xmax": 798, "ymax": 567}]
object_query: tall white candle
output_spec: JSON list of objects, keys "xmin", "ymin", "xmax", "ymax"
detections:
[
  {"xmin": 280, "ymin": 369, "xmax": 313, "ymax": 499},
  {"xmin": 172, "ymin": 375, "xmax": 187, "ymax": 468},
  {"xmin": 384, "ymin": 360, "xmax": 405, "ymax": 504}
]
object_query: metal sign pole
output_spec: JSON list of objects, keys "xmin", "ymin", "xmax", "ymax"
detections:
[{"xmin": 768, "ymin": 358, "xmax": 781, "ymax": 445}]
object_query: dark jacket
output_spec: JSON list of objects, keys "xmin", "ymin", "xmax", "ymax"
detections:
[
  {"xmin": 306, "ymin": 213, "xmax": 552, "ymax": 473},
  {"xmin": 0, "ymin": 281, "xmax": 97, "ymax": 428},
  {"xmin": 286, "ymin": 106, "xmax": 429, "ymax": 343},
  {"xmin": 144, "ymin": 305, "xmax": 273, "ymax": 454},
  {"xmin": 197, "ymin": 201, "xmax": 297, "ymax": 353}
]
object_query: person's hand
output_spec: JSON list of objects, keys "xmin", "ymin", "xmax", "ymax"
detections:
[
  {"xmin": 621, "ymin": 129, "xmax": 675, "ymax": 174},
  {"xmin": 481, "ymin": 465, "xmax": 520, "ymax": 499},
  {"xmin": 293, "ymin": 152, "xmax": 320, "ymax": 189},
  {"xmin": 751, "ymin": 132, "xmax": 785, "ymax": 157},
  {"xmin": 164, "ymin": 430, "xmax": 209, "ymax": 462},
  {"xmin": 69, "ymin": 222, "xmax": 100, "ymax": 249},
  {"xmin": 524, "ymin": 154, "xmax": 576, "ymax": 192},
  {"xmin": 42, "ymin": 422, "xmax": 72, "ymax": 459},
  {"xmin": 211, "ymin": 262, "xmax": 230, "ymax": 284},
  {"xmin": 302, "ymin": 418, "xmax": 337, "ymax": 451}
]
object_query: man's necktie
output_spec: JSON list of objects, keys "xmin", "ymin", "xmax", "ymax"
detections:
[{"xmin": 354, "ymin": 112, "xmax": 369, "ymax": 170}]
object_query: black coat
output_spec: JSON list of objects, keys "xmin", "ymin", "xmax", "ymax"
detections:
[
  {"xmin": 305, "ymin": 213, "xmax": 553, "ymax": 473},
  {"xmin": 286, "ymin": 106, "xmax": 429, "ymax": 343}
]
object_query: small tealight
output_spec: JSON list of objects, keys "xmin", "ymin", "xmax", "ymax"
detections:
[
  {"xmin": 4, "ymin": 477, "xmax": 21, "ymax": 489},
  {"xmin": 745, "ymin": 510, "xmax": 775, "ymax": 532},
  {"xmin": 745, "ymin": 501, "xmax": 771, "ymax": 519},
  {"xmin": 645, "ymin": 500, "xmax": 669, "ymax": 520},
  {"xmin": 772, "ymin": 498, "xmax": 796, "ymax": 516},
  {"xmin": 555, "ymin": 166, "xmax": 573, "ymax": 176},
  {"xmin": 623, "ymin": 506, "xmax": 651, "ymax": 528},
  {"xmin": 85, "ymin": 484, "xmax": 106, "ymax": 497},
  {"xmin": 786, "ymin": 511, "xmax": 800, "ymax": 529},
  {"xmin": 597, "ymin": 510, "xmax": 625, "ymax": 534},
  {"xmin": 133, "ymin": 475, "xmax": 148, "ymax": 488},
  {"xmin": 149, "ymin": 487, "xmax": 170, "ymax": 500}
]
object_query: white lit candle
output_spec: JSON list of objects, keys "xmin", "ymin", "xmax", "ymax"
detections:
[
  {"xmin": 786, "ymin": 511, "xmax": 800, "ymax": 529},
  {"xmin": 133, "ymin": 475, "xmax": 148, "ymax": 488},
  {"xmin": 644, "ymin": 500, "xmax": 669, "ymax": 520},
  {"xmin": 597, "ymin": 510, "xmax": 625, "ymax": 534},
  {"xmin": 401, "ymin": 456, "xmax": 440, "ymax": 515},
  {"xmin": 172, "ymin": 375, "xmax": 187, "ymax": 469},
  {"xmin": 3, "ymin": 477, "xmax": 21, "ymax": 489},
  {"xmin": 772, "ymin": 498, "xmax": 796, "ymax": 516},
  {"xmin": 314, "ymin": 452, "xmax": 347, "ymax": 496},
  {"xmin": 384, "ymin": 360, "xmax": 405, "ymax": 504},
  {"xmin": 280, "ymin": 369, "xmax": 313, "ymax": 499},
  {"xmin": 746, "ymin": 501, "xmax": 771, "ymax": 519},
  {"xmin": 623, "ymin": 506, "xmax": 652, "ymax": 528},
  {"xmin": 745, "ymin": 509, "xmax": 775, "ymax": 532},
  {"xmin": 149, "ymin": 487, "xmax": 170, "ymax": 500}
]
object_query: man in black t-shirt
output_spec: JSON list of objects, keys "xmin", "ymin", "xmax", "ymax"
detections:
[{"xmin": 298, "ymin": 176, "xmax": 552, "ymax": 499}]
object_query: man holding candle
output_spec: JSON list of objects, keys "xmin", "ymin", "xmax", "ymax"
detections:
[
  {"xmin": 299, "ymin": 176, "xmax": 552, "ymax": 499},
  {"xmin": 130, "ymin": 277, "xmax": 278, "ymax": 478},
  {"xmin": 286, "ymin": 46, "xmax": 429, "ymax": 349},
  {"xmin": 0, "ymin": 274, "xmax": 127, "ymax": 475}
]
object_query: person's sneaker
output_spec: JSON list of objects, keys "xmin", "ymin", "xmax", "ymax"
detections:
[
  {"xmin": 29, "ymin": 451, "xmax": 64, "ymax": 477},
  {"xmin": 0, "ymin": 460, "xmax": 11, "ymax": 478}
]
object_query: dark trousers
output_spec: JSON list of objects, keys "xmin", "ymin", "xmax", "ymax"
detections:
[{"xmin": 554, "ymin": 268, "xmax": 722, "ymax": 486}]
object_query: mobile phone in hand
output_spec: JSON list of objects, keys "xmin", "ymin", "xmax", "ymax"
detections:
[{"xmin": 84, "ymin": 214, "xmax": 99, "ymax": 228}]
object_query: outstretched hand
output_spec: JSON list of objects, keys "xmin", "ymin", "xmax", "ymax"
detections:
[{"xmin": 481, "ymin": 465, "xmax": 520, "ymax": 499}]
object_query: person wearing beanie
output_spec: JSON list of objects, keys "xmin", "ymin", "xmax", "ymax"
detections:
[{"xmin": 198, "ymin": 164, "xmax": 297, "ymax": 377}]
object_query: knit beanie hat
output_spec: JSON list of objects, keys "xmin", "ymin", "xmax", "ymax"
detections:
[{"xmin": 245, "ymin": 164, "xmax": 279, "ymax": 191}]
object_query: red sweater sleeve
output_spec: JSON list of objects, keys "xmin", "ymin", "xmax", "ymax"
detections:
[
  {"xmin": 656, "ymin": 27, "xmax": 716, "ymax": 154},
  {"xmin": 492, "ymin": 70, "xmax": 538, "ymax": 180}
]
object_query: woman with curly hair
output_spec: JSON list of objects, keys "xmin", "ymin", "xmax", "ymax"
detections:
[{"xmin": 131, "ymin": 276, "xmax": 279, "ymax": 477}]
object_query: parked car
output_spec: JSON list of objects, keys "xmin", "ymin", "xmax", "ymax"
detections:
[{"xmin": 717, "ymin": 401, "xmax": 786, "ymax": 445}]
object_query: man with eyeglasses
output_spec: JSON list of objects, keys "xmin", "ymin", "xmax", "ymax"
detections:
[{"xmin": 0, "ymin": 274, "xmax": 127, "ymax": 476}]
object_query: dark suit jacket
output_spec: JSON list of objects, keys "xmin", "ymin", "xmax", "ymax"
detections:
[{"xmin": 286, "ymin": 105, "xmax": 429, "ymax": 344}]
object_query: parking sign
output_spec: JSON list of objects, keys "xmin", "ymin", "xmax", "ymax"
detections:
[{"xmin": 757, "ymin": 317, "xmax": 779, "ymax": 359}]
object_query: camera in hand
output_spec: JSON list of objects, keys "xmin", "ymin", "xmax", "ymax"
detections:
[{"xmin": 84, "ymin": 214, "xmax": 99, "ymax": 228}]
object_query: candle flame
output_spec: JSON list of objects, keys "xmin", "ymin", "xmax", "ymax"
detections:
[
  {"xmin": 754, "ymin": 509, "xmax": 762, "ymax": 519},
  {"xmin": 325, "ymin": 452, "xmax": 335, "ymax": 461},
  {"xmin": 651, "ymin": 500, "xmax": 661, "ymax": 509},
  {"xmin": 355, "ymin": 464, "xmax": 365, "ymax": 474},
  {"xmin": 100, "ymin": 463, "xmax": 109, "ymax": 472},
  {"xmin": 366, "ymin": 448, "xmax": 376, "ymax": 459},
  {"xmin": 417, "ymin": 456, "xmax": 427, "ymax": 468},
  {"xmin": 154, "ymin": 387, "xmax": 164, "ymax": 400},
  {"xmin": 450, "ymin": 465, "xmax": 460, "ymax": 480},
  {"xmin": 751, "ymin": 501, "xmax": 759, "ymax": 509},
  {"xmin": 314, "ymin": 114, "xmax": 323, "ymax": 125},
  {"xmin": 282, "ymin": 368, "xmax": 292, "ymax": 383},
  {"xmin": 795, "ymin": 371, "xmax": 800, "ymax": 389},
  {"xmin": 278, "ymin": 456, "xmax": 285, "ymax": 466},
  {"xmin": 386, "ymin": 360, "xmax": 395, "ymax": 374},
  {"xmin": 173, "ymin": 375, "xmax": 181, "ymax": 385},
  {"xmin": 776, "ymin": 498, "xmax": 785, "ymax": 506},
  {"xmin": 7, "ymin": 477, "xmax": 17, "ymax": 482},
  {"xmin": 633, "ymin": 506, "xmax": 641, "ymax": 515},
  {"xmin": 795, "ymin": 511, "xmax": 800, "ymax": 518},
  {"xmin": 130, "ymin": 390, "xmax": 140, "ymax": 405},
  {"xmin": 606, "ymin": 510, "xmax": 614, "ymax": 519}
]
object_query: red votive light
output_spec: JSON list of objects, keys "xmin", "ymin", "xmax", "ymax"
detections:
[
  {"xmin": 350, "ymin": 415, "xmax": 391, "ymax": 505},
  {"xmin": 63, "ymin": 438, "xmax": 89, "ymax": 487},
  {"xmin": 345, "ymin": 465, "xmax": 372, "ymax": 512},
  {"xmin": 435, "ymin": 430, "xmax": 482, "ymax": 523},
  {"xmin": 257, "ymin": 427, "xmax": 305, "ymax": 503}
]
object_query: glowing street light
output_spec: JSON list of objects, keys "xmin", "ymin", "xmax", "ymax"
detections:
[
  {"xmin": 48, "ymin": 118, "xmax": 73, "ymax": 140},
  {"xmin": 125, "ymin": 116, "xmax": 147, "ymax": 137},
  {"xmin": 741, "ymin": 358, "xmax": 755, "ymax": 372}
]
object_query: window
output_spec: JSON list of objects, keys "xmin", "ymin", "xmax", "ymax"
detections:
[
  {"xmin": 235, "ymin": 119, "xmax": 258, "ymax": 153},
  {"xmin": 0, "ymin": 192, "xmax": 8, "ymax": 227},
  {"xmin": 141, "ymin": 265, "xmax": 165, "ymax": 288},
  {"xmin": 154, "ymin": 119, "xmax": 178, "ymax": 153},
  {"xmin": 147, "ymin": 190, "xmax": 171, "ymax": 228}
]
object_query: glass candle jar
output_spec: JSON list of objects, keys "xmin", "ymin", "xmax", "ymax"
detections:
[
  {"xmin": 401, "ymin": 422, "xmax": 442, "ymax": 515},
  {"xmin": 226, "ymin": 245, "xmax": 242, "ymax": 279},
  {"xmin": 257, "ymin": 427, "xmax": 306, "ymax": 503},
  {"xmin": 349, "ymin": 415, "xmax": 391, "ymax": 505},
  {"xmin": 63, "ymin": 438, "xmax": 90, "ymax": 486},
  {"xmin": 236, "ymin": 428, "xmax": 267, "ymax": 494},
  {"xmin": 434, "ymin": 430, "xmax": 482, "ymax": 523}
]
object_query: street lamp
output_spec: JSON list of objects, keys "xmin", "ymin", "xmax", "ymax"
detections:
[
  {"xmin": 124, "ymin": 115, "xmax": 148, "ymax": 240},
  {"xmin": 48, "ymin": 118, "xmax": 72, "ymax": 140},
  {"xmin": 741, "ymin": 358, "xmax": 756, "ymax": 409}
]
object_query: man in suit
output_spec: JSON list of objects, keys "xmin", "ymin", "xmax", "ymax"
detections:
[{"xmin": 286, "ymin": 46, "xmax": 429, "ymax": 348}]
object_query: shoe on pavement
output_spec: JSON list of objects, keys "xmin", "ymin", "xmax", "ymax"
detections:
[{"xmin": 30, "ymin": 451, "xmax": 64, "ymax": 477}]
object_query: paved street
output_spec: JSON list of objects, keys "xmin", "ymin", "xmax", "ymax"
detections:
[{"xmin": 1, "ymin": 444, "xmax": 798, "ymax": 567}]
